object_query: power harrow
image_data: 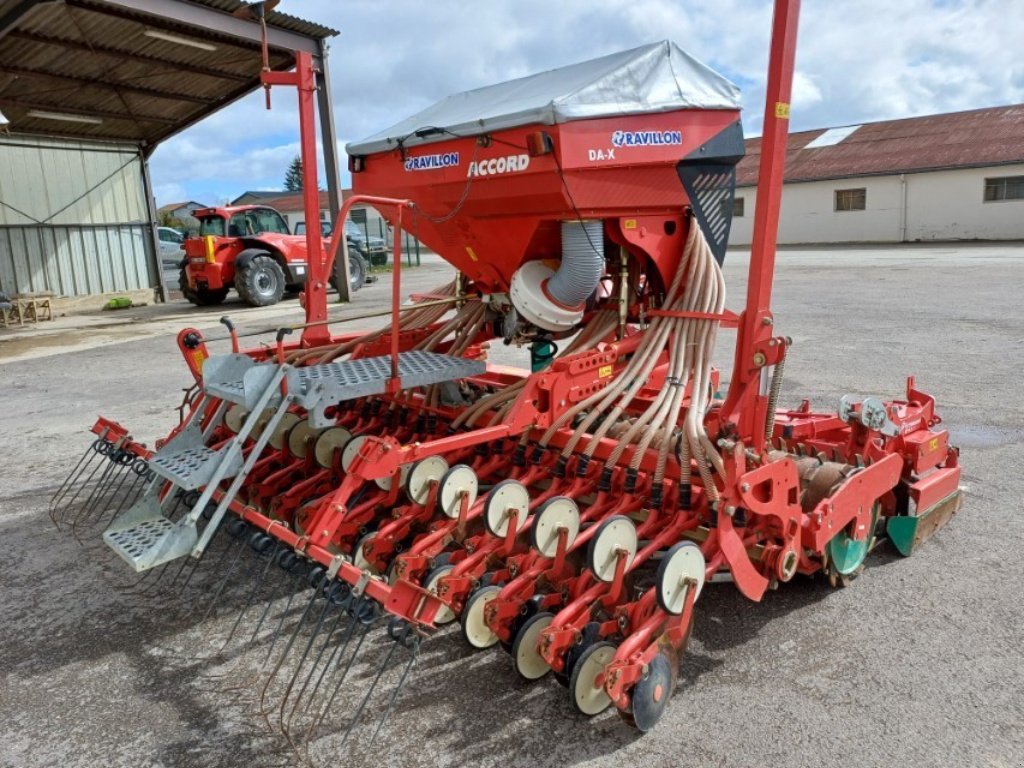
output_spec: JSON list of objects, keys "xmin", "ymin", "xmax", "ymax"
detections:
[{"xmin": 51, "ymin": 0, "xmax": 962, "ymax": 748}]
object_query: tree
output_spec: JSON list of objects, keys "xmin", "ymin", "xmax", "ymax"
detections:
[{"xmin": 283, "ymin": 155, "xmax": 303, "ymax": 191}]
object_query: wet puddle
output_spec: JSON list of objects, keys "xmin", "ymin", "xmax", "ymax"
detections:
[{"xmin": 948, "ymin": 424, "xmax": 1024, "ymax": 448}]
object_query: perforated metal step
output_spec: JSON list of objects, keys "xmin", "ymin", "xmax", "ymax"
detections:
[
  {"xmin": 292, "ymin": 351, "xmax": 486, "ymax": 404},
  {"xmin": 103, "ymin": 496, "xmax": 198, "ymax": 572},
  {"xmin": 148, "ymin": 444, "xmax": 242, "ymax": 491}
]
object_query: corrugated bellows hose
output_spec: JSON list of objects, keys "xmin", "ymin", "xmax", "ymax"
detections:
[{"xmin": 547, "ymin": 220, "xmax": 605, "ymax": 307}]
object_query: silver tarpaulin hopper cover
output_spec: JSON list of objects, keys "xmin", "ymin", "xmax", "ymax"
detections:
[{"xmin": 347, "ymin": 40, "xmax": 741, "ymax": 155}]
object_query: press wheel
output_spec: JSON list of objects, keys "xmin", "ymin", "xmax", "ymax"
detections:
[
  {"xmin": 248, "ymin": 407, "xmax": 276, "ymax": 443},
  {"xmin": 286, "ymin": 418, "xmax": 320, "ymax": 459},
  {"xmin": 352, "ymin": 531, "xmax": 378, "ymax": 573},
  {"xmin": 511, "ymin": 611, "xmax": 554, "ymax": 680},
  {"xmin": 423, "ymin": 564, "xmax": 456, "ymax": 625},
  {"xmin": 587, "ymin": 515, "xmax": 638, "ymax": 583},
  {"xmin": 375, "ymin": 463, "xmax": 411, "ymax": 491},
  {"xmin": 224, "ymin": 403, "xmax": 248, "ymax": 434},
  {"xmin": 461, "ymin": 584, "xmax": 501, "ymax": 649},
  {"xmin": 436, "ymin": 464, "xmax": 479, "ymax": 519},
  {"xmin": 629, "ymin": 652, "xmax": 674, "ymax": 732},
  {"xmin": 570, "ymin": 640, "xmax": 617, "ymax": 716},
  {"xmin": 530, "ymin": 496, "xmax": 580, "ymax": 557},
  {"xmin": 268, "ymin": 411, "xmax": 301, "ymax": 451},
  {"xmin": 484, "ymin": 479, "xmax": 530, "ymax": 537},
  {"xmin": 341, "ymin": 434, "xmax": 368, "ymax": 473},
  {"xmin": 313, "ymin": 427, "xmax": 352, "ymax": 470},
  {"xmin": 405, "ymin": 455, "xmax": 449, "ymax": 505},
  {"xmin": 656, "ymin": 541, "xmax": 706, "ymax": 614}
]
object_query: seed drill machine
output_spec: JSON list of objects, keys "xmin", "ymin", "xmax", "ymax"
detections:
[{"xmin": 53, "ymin": 0, "xmax": 962, "ymax": 739}]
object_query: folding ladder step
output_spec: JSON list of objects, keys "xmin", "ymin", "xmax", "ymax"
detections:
[
  {"xmin": 149, "ymin": 444, "xmax": 242, "ymax": 491},
  {"xmin": 201, "ymin": 352, "xmax": 285, "ymax": 409},
  {"xmin": 290, "ymin": 351, "xmax": 486, "ymax": 426},
  {"xmin": 103, "ymin": 495, "xmax": 198, "ymax": 573}
]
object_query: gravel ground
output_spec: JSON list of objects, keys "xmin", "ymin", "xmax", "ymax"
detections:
[{"xmin": 1, "ymin": 244, "xmax": 1022, "ymax": 768}]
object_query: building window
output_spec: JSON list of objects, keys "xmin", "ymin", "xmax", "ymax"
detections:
[
  {"xmin": 733, "ymin": 197, "xmax": 745, "ymax": 217},
  {"xmin": 984, "ymin": 175, "xmax": 1024, "ymax": 202},
  {"xmin": 835, "ymin": 188, "xmax": 866, "ymax": 211}
]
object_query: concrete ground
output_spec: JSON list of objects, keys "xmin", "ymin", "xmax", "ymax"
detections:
[{"xmin": 1, "ymin": 243, "xmax": 1021, "ymax": 768}]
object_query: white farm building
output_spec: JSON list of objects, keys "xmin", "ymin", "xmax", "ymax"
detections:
[{"xmin": 729, "ymin": 104, "xmax": 1024, "ymax": 245}]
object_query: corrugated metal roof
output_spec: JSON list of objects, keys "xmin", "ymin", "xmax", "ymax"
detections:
[
  {"xmin": 737, "ymin": 104, "xmax": 1024, "ymax": 186},
  {"xmin": 0, "ymin": 0, "xmax": 335, "ymax": 145}
]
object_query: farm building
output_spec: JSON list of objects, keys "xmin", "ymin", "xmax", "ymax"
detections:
[
  {"xmin": 729, "ymin": 104, "xmax": 1024, "ymax": 245},
  {"xmin": 0, "ymin": 0, "xmax": 338, "ymax": 302}
]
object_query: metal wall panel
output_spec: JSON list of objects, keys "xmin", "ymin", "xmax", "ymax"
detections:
[
  {"xmin": 0, "ymin": 225, "xmax": 154, "ymax": 296},
  {"xmin": 0, "ymin": 136, "xmax": 155, "ymax": 296}
]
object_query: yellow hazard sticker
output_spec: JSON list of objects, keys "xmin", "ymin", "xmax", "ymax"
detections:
[
  {"xmin": 465, "ymin": 246, "xmax": 479, "ymax": 262},
  {"xmin": 928, "ymin": 437, "xmax": 939, "ymax": 452},
  {"xmin": 624, "ymin": 219, "xmax": 638, "ymax": 230},
  {"xmin": 192, "ymin": 348, "xmax": 207, "ymax": 373},
  {"xmin": 775, "ymin": 102, "xmax": 791, "ymax": 119},
  {"xmin": 598, "ymin": 364, "xmax": 613, "ymax": 378}
]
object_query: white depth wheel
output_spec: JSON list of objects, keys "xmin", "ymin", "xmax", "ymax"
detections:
[
  {"xmin": 341, "ymin": 434, "xmax": 368, "ymax": 473},
  {"xmin": 224, "ymin": 404, "xmax": 248, "ymax": 434},
  {"xmin": 286, "ymin": 419, "xmax": 320, "ymax": 459},
  {"xmin": 512, "ymin": 612, "xmax": 554, "ymax": 680},
  {"xmin": 484, "ymin": 479, "xmax": 531, "ymax": 537},
  {"xmin": 248, "ymin": 407, "xmax": 276, "ymax": 443},
  {"xmin": 531, "ymin": 496, "xmax": 580, "ymax": 557},
  {"xmin": 405, "ymin": 456, "xmax": 450, "ymax": 505},
  {"xmin": 375, "ymin": 463, "xmax": 411, "ymax": 492},
  {"xmin": 437, "ymin": 465, "xmax": 479, "ymax": 519},
  {"xmin": 656, "ymin": 541, "xmax": 706, "ymax": 614},
  {"xmin": 587, "ymin": 515, "xmax": 638, "ymax": 583},
  {"xmin": 268, "ymin": 411, "xmax": 301, "ymax": 451},
  {"xmin": 461, "ymin": 584, "xmax": 501, "ymax": 649},
  {"xmin": 571, "ymin": 641, "xmax": 617, "ymax": 716},
  {"xmin": 352, "ymin": 531, "xmax": 377, "ymax": 574},
  {"xmin": 313, "ymin": 427, "xmax": 353, "ymax": 469},
  {"xmin": 423, "ymin": 564, "xmax": 456, "ymax": 625}
]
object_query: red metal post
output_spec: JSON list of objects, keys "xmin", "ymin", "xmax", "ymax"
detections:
[
  {"xmin": 390, "ymin": 207, "xmax": 403, "ymax": 382},
  {"xmin": 261, "ymin": 51, "xmax": 330, "ymax": 344},
  {"xmin": 720, "ymin": 0, "xmax": 801, "ymax": 449}
]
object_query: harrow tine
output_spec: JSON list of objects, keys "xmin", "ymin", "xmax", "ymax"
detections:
[
  {"xmin": 102, "ymin": 459, "xmax": 152, "ymax": 527},
  {"xmin": 50, "ymin": 439, "xmax": 104, "ymax": 525},
  {"xmin": 259, "ymin": 571, "xmax": 328, "ymax": 717},
  {"xmin": 220, "ymin": 540, "xmax": 282, "ymax": 651},
  {"xmin": 196, "ymin": 528, "xmax": 255, "ymax": 622},
  {"xmin": 371, "ymin": 621, "xmax": 422, "ymax": 742},
  {"xmin": 250, "ymin": 551, "xmax": 304, "ymax": 646},
  {"xmin": 282, "ymin": 584, "xmax": 353, "ymax": 735},
  {"xmin": 340, "ymin": 627, "xmax": 401, "ymax": 745},
  {"xmin": 277, "ymin": 584, "xmax": 345, "ymax": 735},
  {"xmin": 304, "ymin": 598, "xmax": 378, "ymax": 742},
  {"xmin": 71, "ymin": 451, "xmax": 134, "ymax": 541},
  {"xmin": 54, "ymin": 441, "xmax": 113, "ymax": 525},
  {"xmin": 71, "ymin": 447, "xmax": 125, "ymax": 525}
]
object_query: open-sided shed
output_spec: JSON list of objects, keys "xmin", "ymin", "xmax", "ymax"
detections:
[{"xmin": 0, "ymin": 0, "xmax": 339, "ymax": 301}]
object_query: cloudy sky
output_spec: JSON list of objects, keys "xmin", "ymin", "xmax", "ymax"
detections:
[{"xmin": 150, "ymin": 0, "xmax": 1024, "ymax": 206}]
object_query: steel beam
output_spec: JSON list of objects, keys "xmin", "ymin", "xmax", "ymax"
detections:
[
  {"xmin": 0, "ymin": 97, "xmax": 177, "ymax": 125},
  {"xmin": 6, "ymin": 29, "xmax": 252, "ymax": 83},
  {"xmin": 3, "ymin": 64, "xmax": 211, "ymax": 105},
  {"xmin": 0, "ymin": 0, "xmax": 54, "ymax": 41},
  {"xmin": 316, "ymin": 40, "xmax": 350, "ymax": 302},
  {"xmin": 139, "ymin": 148, "xmax": 168, "ymax": 303},
  {"xmin": 74, "ymin": 0, "xmax": 325, "ymax": 58}
]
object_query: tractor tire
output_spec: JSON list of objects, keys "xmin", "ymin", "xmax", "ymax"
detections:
[
  {"xmin": 178, "ymin": 268, "xmax": 228, "ymax": 306},
  {"xmin": 329, "ymin": 246, "xmax": 367, "ymax": 295},
  {"xmin": 235, "ymin": 254, "xmax": 286, "ymax": 307}
]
